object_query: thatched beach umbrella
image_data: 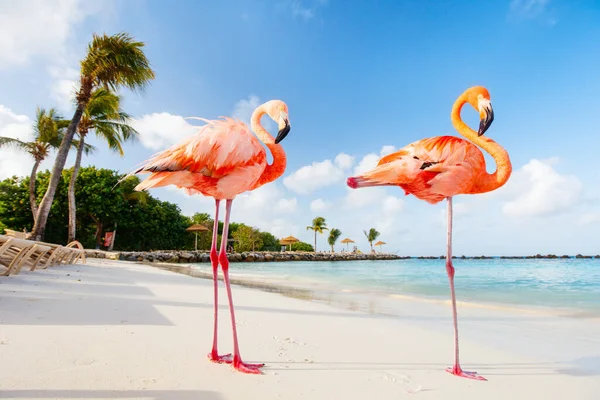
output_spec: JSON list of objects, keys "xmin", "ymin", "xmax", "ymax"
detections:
[
  {"xmin": 279, "ymin": 235, "xmax": 299, "ymax": 251},
  {"xmin": 186, "ymin": 224, "xmax": 209, "ymax": 251},
  {"xmin": 374, "ymin": 240, "xmax": 386, "ymax": 252},
  {"xmin": 340, "ymin": 237, "xmax": 355, "ymax": 251}
]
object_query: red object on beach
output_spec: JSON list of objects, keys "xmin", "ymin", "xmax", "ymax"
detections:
[
  {"xmin": 347, "ymin": 86, "xmax": 512, "ymax": 381},
  {"xmin": 103, "ymin": 232, "xmax": 113, "ymax": 247},
  {"xmin": 130, "ymin": 100, "xmax": 291, "ymax": 374}
]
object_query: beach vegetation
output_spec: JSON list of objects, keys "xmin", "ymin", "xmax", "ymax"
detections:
[
  {"xmin": 260, "ymin": 231, "xmax": 280, "ymax": 252},
  {"xmin": 30, "ymin": 32, "xmax": 155, "ymax": 241},
  {"xmin": 306, "ymin": 216, "xmax": 328, "ymax": 252},
  {"xmin": 67, "ymin": 88, "xmax": 138, "ymax": 243},
  {"xmin": 0, "ymin": 166, "xmax": 303, "ymax": 253},
  {"xmin": 0, "ymin": 108, "xmax": 70, "ymax": 222},
  {"xmin": 364, "ymin": 228, "xmax": 381, "ymax": 252},
  {"xmin": 328, "ymin": 228, "xmax": 342, "ymax": 252},
  {"xmin": 232, "ymin": 225, "xmax": 264, "ymax": 252},
  {"xmin": 289, "ymin": 241, "xmax": 314, "ymax": 252}
]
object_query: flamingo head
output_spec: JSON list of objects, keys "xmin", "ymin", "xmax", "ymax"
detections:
[
  {"xmin": 263, "ymin": 100, "xmax": 291, "ymax": 144},
  {"xmin": 465, "ymin": 86, "xmax": 494, "ymax": 136}
]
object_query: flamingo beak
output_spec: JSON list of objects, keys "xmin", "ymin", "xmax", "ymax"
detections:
[
  {"xmin": 478, "ymin": 103, "xmax": 494, "ymax": 136},
  {"xmin": 275, "ymin": 112, "xmax": 290, "ymax": 144}
]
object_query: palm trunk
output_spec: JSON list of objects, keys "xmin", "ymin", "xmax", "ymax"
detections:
[
  {"xmin": 67, "ymin": 134, "xmax": 86, "ymax": 242},
  {"xmin": 29, "ymin": 159, "xmax": 41, "ymax": 222},
  {"xmin": 314, "ymin": 231, "xmax": 317, "ymax": 252},
  {"xmin": 29, "ymin": 101, "xmax": 87, "ymax": 241},
  {"xmin": 90, "ymin": 214, "xmax": 103, "ymax": 250}
]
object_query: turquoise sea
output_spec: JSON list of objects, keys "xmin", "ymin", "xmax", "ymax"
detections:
[{"xmin": 190, "ymin": 257, "xmax": 600, "ymax": 316}]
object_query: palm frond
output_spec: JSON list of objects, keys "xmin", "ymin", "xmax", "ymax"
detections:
[
  {"xmin": 82, "ymin": 32, "xmax": 156, "ymax": 94},
  {"xmin": 0, "ymin": 137, "xmax": 30, "ymax": 152},
  {"xmin": 79, "ymin": 88, "xmax": 138, "ymax": 156},
  {"xmin": 71, "ymin": 138, "xmax": 97, "ymax": 155},
  {"xmin": 33, "ymin": 107, "xmax": 65, "ymax": 148},
  {"xmin": 327, "ymin": 228, "xmax": 342, "ymax": 246}
]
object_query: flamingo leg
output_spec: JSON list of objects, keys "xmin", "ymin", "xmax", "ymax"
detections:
[
  {"xmin": 444, "ymin": 196, "xmax": 486, "ymax": 381},
  {"xmin": 219, "ymin": 199, "xmax": 264, "ymax": 374},
  {"xmin": 207, "ymin": 199, "xmax": 232, "ymax": 364}
]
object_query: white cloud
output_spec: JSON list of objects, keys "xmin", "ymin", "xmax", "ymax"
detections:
[
  {"xmin": 0, "ymin": 0, "xmax": 110, "ymax": 69},
  {"xmin": 283, "ymin": 151, "xmax": 356, "ymax": 195},
  {"xmin": 352, "ymin": 145, "xmax": 395, "ymax": 176},
  {"xmin": 232, "ymin": 95, "xmax": 260, "ymax": 126},
  {"xmin": 579, "ymin": 213, "xmax": 600, "ymax": 225},
  {"xmin": 232, "ymin": 184, "xmax": 299, "ymax": 238},
  {"xmin": 201, "ymin": 183, "xmax": 280, "ymax": 227},
  {"xmin": 438, "ymin": 202, "xmax": 470, "ymax": 226},
  {"xmin": 279, "ymin": 0, "xmax": 329, "ymax": 22},
  {"xmin": 275, "ymin": 197, "xmax": 298, "ymax": 213},
  {"xmin": 268, "ymin": 217, "xmax": 301, "ymax": 240},
  {"xmin": 131, "ymin": 112, "xmax": 199, "ymax": 151},
  {"xmin": 344, "ymin": 187, "xmax": 387, "ymax": 209},
  {"xmin": 509, "ymin": 0, "xmax": 549, "ymax": 15},
  {"xmin": 283, "ymin": 157, "xmax": 345, "ymax": 194},
  {"xmin": 231, "ymin": 95, "xmax": 275, "ymax": 133},
  {"xmin": 509, "ymin": 0, "xmax": 553, "ymax": 22},
  {"xmin": 353, "ymin": 154, "xmax": 380, "ymax": 176},
  {"xmin": 133, "ymin": 95, "xmax": 279, "ymax": 152},
  {"xmin": 501, "ymin": 158, "xmax": 582, "ymax": 217},
  {"xmin": 310, "ymin": 198, "xmax": 331, "ymax": 212},
  {"xmin": 48, "ymin": 65, "xmax": 78, "ymax": 113},
  {"xmin": 0, "ymin": 105, "xmax": 35, "ymax": 179},
  {"xmin": 344, "ymin": 191, "xmax": 406, "ymax": 238},
  {"xmin": 382, "ymin": 195, "xmax": 404, "ymax": 213},
  {"xmin": 334, "ymin": 153, "xmax": 354, "ymax": 169},
  {"xmin": 380, "ymin": 145, "xmax": 396, "ymax": 156}
]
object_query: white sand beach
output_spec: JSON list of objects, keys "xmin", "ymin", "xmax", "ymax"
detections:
[{"xmin": 1, "ymin": 259, "xmax": 599, "ymax": 400}]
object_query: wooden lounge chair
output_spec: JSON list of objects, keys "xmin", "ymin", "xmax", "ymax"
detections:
[
  {"xmin": 36, "ymin": 240, "xmax": 86, "ymax": 269},
  {"xmin": 0, "ymin": 236, "xmax": 51, "ymax": 276},
  {"xmin": 3, "ymin": 228, "xmax": 28, "ymax": 239},
  {"xmin": 0, "ymin": 235, "xmax": 86, "ymax": 276}
]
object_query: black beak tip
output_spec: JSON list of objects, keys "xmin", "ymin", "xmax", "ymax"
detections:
[
  {"xmin": 477, "ymin": 122, "xmax": 486, "ymax": 137},
  {"xmin": 274, "ymin": 122, "xmax": 290, "ymax": 144},
  {"xmin": 478, "ymin": 108, "xmax": 494, "ymax": 137}
]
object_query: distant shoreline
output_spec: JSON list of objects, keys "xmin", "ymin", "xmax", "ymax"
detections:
[{"xmin": 84, "ymin": 249, "xmax": 599, "ymax": 263}]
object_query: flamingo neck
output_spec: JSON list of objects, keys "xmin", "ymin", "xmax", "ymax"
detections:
[
  {"xmin": 250, "ymin": 106, "xmax": 287, "ymax": 189},
  {"xmin": 451, "ymin": 95, "xmax": 512, "ymax": 193}
]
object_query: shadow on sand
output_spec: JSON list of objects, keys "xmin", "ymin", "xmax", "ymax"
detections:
[{"xmin": 0, "ymin": 390, "xmax": 222, "ymax": 400}]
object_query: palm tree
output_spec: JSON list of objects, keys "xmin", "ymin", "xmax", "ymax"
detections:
[
  {"xmin": 327, "ymin": 228, "xmax": 342, "ymax": 253},
  {"xmin": 306, "ymin": 216, "xmax": 328, "ymax": 252},
  {"xmin": 0, "ymin": 108, "xmax": 67, "ymax": 221},
  {"xmin": 30, "ymin": 32, "xmax": 155, "ymax": 241},
  {"xmin": 67, "ymin": 88, "xmax": 138, "ymax": 242},
  {"xmin": 364, "ymin": 228, "xmax": 381, "ymax": 253}
]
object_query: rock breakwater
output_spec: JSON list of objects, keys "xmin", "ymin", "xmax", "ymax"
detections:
[{"xmin": 84, "ymin": 249, "xmax": 402, "ymax": 263}]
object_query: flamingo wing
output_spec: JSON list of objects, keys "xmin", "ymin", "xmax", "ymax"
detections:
[
  {"xmin": 353, "ymin": 136, "xmax": 485, "ymax": 203},
  {"xmin": 132, "ymin": 117, "xmax": 266, "ymax": 193}
]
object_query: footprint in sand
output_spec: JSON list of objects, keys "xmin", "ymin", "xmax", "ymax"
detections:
[
  {"xmin": 272, "ymin": 336, "xmax": 314, "ymax": 365},
  {"xmin": 381, "ymin": 372, "xmax": 423, "ymax": 394}
]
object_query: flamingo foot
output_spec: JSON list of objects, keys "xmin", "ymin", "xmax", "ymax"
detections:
[
  {"xmin": 446, "ymin": 365, "xmax": 487, "ymax": 381},
  {"xmin": 207, "ymin": 352, "xmax": 232, "ymax": 364},
  {"xmin": 232, "ymin": 357, "xmax": 265, "ymax": 374}
]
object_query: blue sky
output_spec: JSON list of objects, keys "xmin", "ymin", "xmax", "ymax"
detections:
[{"xmin": 1, "ymin": 0, "xmax": 599, "ymax": 255}]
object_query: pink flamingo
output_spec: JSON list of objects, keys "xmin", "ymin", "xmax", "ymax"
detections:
[
  {"xmin": 131, "ymin": 100, "xmax": 291, "ymax": 374},
  {"xmin": 347, "ymin": 86, "xmax": 512, "ymax": 380}
]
